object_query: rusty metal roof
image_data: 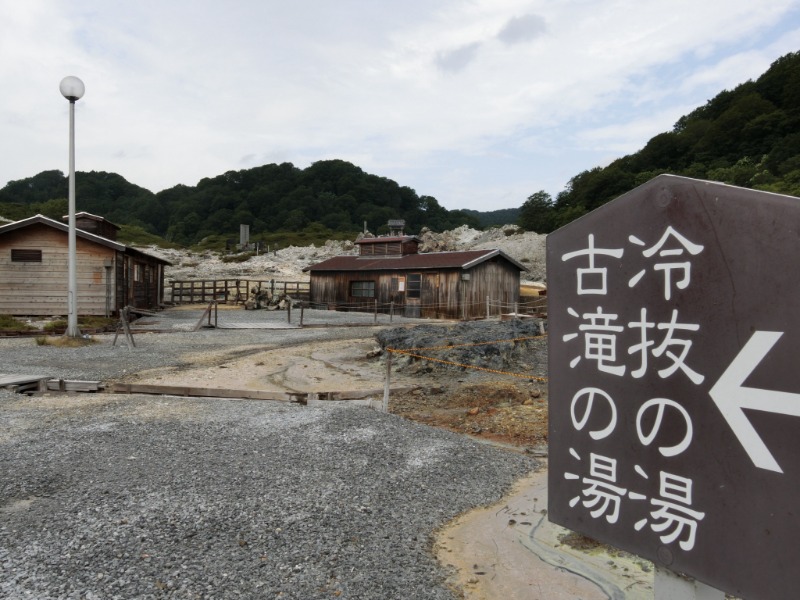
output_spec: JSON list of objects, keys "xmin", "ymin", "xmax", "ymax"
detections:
[{"xmin": 304, "ymin": 249, "xmax": 527, "ymax": 272}]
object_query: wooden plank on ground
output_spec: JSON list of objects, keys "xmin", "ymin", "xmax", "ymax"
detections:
[
  {"xmin": 319, "ymin": 386, "xmax": 416, "ymax": 400},
  {"xmin": 46, "ymin": 380, "xmax": 104, "ymax": 392},
  {"xmin": 111, "ymin": 383, "xmax": 296, "ymax": 402},
  {"xmin": 0, "ymin": 374, "xmax": 50, "ymax": 391},
  {"xmin": 111, "ymin": 383, "xmax": 414, "ymax": 404},
  {"xmin": 331, "ymin": 388, "xmax": 384, "ymax": 400}
]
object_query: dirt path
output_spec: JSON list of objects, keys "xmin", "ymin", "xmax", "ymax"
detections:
[
  {"xmin": 437, "ymin": 469, "xmax": 654, "ymax": 600},
  {"xmin": 129, "ymin": 337, "xmax": 421, "ymax": 393},
  {"xmin": 129, "ymin": 335, "xmax": 550, "ymax": 449}
]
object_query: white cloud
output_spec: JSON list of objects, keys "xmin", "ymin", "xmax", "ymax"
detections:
[
  {"xmin": 497, "ymin": 13, "xmax": 548, "ymax": 45},
  {"xmin": 435, "ymin": 42, "xmax": 484, "ymax": 73},
  {"xmin": 0, "ymin": 0, "xmax": 798, "ymax": 211}
]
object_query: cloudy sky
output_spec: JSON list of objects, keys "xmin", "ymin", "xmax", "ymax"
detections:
[{"xmin": 1, "ymin": 1, "xmax": 799, "ymax": 212}]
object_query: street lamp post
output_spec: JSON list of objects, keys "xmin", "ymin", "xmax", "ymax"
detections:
[{"xmin": 59, "ymin": 76, "xmax": 85, "ymax": 338}]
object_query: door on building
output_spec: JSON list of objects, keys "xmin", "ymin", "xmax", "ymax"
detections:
[
  {"xmin": 404, "ymin": 273, "xmax": 421, "ymax": 317},
  {"xmin": 421, "ymin": 272, "xmax": 440, "ymax": 318}
]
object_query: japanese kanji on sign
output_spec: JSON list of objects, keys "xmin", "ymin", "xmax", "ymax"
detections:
[{"xmin": 547, "ymin": 175, "xmax": 800, "ymax": 600}]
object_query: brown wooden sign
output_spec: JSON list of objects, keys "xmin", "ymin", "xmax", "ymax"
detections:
[{"xmin": 547, "ymin": 175, "xmax": 800, "ymax": 600}]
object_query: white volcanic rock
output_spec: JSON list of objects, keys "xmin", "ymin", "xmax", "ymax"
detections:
[{"xmin": 135, "ymin": 226, "xmax": 547, "ymax": 285}]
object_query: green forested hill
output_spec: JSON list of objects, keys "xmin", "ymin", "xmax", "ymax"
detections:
[
  {"xmin": 0, "ymin": 160, "xmax": 480, "ymax": 246},
  {"xmin": 462, "ymin": 207, "xmax": 520, "ymax": 227},
  {"xmin": 519, "ymin": 51, "xmax": 800, "ymax": 233}
]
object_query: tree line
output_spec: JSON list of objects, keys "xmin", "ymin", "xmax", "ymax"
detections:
[
  {"xmin": 519, "ymin": 51, "xmax": 800, "ymax": 233},
  {"xmin": 0, "ymin": 160, "xmax": 481, "ymax": 246}
]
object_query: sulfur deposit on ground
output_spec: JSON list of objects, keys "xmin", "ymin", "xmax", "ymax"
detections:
[{"xmin": 125, "ymin": 317, "xmax": 551, "ymax": 450}]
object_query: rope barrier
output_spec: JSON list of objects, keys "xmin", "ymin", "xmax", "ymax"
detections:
[
  {"xmin": 387, "ymin": 348, "xmax": 548, "ymax": 382},
  {"xmin": 311, "ymin": 300, "xmax": 545, "ymax": 313},
  {"xmin": 401, "ymin": 334, "xmax": 547, "ymax": 352},
  {"xmin": 386, "ymin": 334, "xmax": 548, "ymax": 382}
]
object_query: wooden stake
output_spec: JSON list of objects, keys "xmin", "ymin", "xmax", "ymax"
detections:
[
  {"xmin": 113, "ymin": 307, "xmax": 135, "ymax": 349},
  {"xmin": 382, "ymin": 351, "xmax": 392, "ymax": 413},
  {"xmin": 193, "ymin": 302, "xmax": 213, "ymax": 331}
]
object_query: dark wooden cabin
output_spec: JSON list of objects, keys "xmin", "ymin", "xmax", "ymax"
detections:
[
  {"xmin": 0, "ymin": 213, "xmax": 171, "ymax": 316},
  {"xmin": 304, "ymin": 235, "xmax": 526, "ymax": 319}
]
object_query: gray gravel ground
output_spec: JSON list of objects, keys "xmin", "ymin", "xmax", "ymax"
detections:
[
  {"xmin": 0, "ymin": 316, "xmax": 537, "ymax": 599},
  {"xmin": 0, "ymin": 309, "xmax": 421, "ymax": 383},
  {"xmin": 133, "ymin": 305, "xmax": 432, "ymax": 332}
]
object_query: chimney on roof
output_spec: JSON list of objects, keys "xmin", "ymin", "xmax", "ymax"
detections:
[{"xmin": 388, "ymin": 219, "xmax": 405, "ymax": 236}]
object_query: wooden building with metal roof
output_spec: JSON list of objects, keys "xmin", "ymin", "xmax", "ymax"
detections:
[
  {"xmin": 0, "ymin": 213, "xmax": 171, "ymax": 316},
  {"xmin": 304, "ymin": 235, "xmax": 526, "ymax": 319}
]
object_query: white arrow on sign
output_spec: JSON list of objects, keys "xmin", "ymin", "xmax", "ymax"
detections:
[{"xmin": 709, "ymin": 330, "xmax": 800, "ymax": 474}]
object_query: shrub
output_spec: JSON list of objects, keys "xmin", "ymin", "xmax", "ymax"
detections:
[
  {"xmin": 35, "ymin": 335, "xmax": 98, "ymax": 347},
  {"xmin": 221, "ymin": 252, "xmax": 255, "ymax": 263},
  {"xmin": 43, "ymin": 319, "xmax": 67, "ymax": 332},
  {"xmin": 0, "ymin": 315, "xmax": 34, "ymax": 331},
  {"xmin": 43, "ymin": 316, "xmax": 115, "ymax": 332}
]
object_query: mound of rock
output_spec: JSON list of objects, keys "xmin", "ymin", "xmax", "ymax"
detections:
[
  {"xmin": 135, "ymin": 224, "xmax": 547, "ymax": 285},
  {"xmin": 136, "ymin": 239, "xmax": 358, "ymax": 282},
  {"xmin": 375, "ymin": 319, "xmax": 547, "ymax": 378},
  {"xmin": 418, "ymin": 225, "xmax": 547, "ymax": 282}
]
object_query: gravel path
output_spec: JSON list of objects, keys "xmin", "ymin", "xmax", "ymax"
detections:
[{"xmin": 0, "ymin": 321, "xmax": 537, "ymax": 599}]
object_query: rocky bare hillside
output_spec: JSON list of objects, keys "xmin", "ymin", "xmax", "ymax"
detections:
[{"xmin": 138, "ymin": 225, "xmax": 547, "ymax": 284}]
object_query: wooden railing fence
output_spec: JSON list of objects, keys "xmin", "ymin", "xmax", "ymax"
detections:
[{"xmin": 167, "ymin": 279, "xmax": 310, "ymax": 304}]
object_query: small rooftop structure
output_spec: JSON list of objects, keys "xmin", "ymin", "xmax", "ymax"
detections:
[
  {"xmin": 62, "ymin": 211, "xmax": 121, "ymax": 241},
  {"xmin": 387, "ymin": 219, "xmax": 406, "ymax": 236}
]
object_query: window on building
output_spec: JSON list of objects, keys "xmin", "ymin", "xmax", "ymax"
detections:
[
  {"xmin": 134, "ymin": 264, "xmax": 143, "ymax": 282},
  {"xmin": 407, "ymin": 273, "xmax": 421, "ymax": 298},
  {"xmin": 350, "ymin": 280, "xmax": 375, "ymax": 298},
  {"xmin": 11, "ymin": 249, "xmax": 42, "ymax": 262}
]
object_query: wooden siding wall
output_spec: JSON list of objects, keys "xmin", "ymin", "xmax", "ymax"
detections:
[
  {"xmin": 419, "ymin": 271, "xmax": 452, "ymax": 319},
  {"xmin": 402, "ymin": 240, "xmax": 419, "ymax": 255},
  {"xmin": 310, "ymin": 272, "xmax": 376, "ymax": 307},
  {"xmin": 358, "ymin": 239, "xmax": 419, "ymax": 256},
  {"xmin": 418, "ymin": 264, "xmax": 520, "ymax": 319},
  {"xmin": 309, "ymin": 258, "xmax": 520, "ymax": 320},
  {"xmin": 463, "ymin": 259, "xmax": 520, "ymax": 318},
  {"xmin": 116, "ymin": 253, "xmax": 127, "ymax": 314},
  {"xmin": 76, "ymin": 217, "xmax": 118, "ymax": 241},
  {"xmin": 359, "ymin": 242, "xmax": 402, "ymax": 256},
  {"xmin": 0, "ymin": 224, "xmax": 116, "ymax": 316},
  {"xmin": 119, "ymin": 254, "xmax": 164, "ymax": 311},
  {"xmin": 133, "ymin": 262, "xmax": 152, "ymax": 309}
]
